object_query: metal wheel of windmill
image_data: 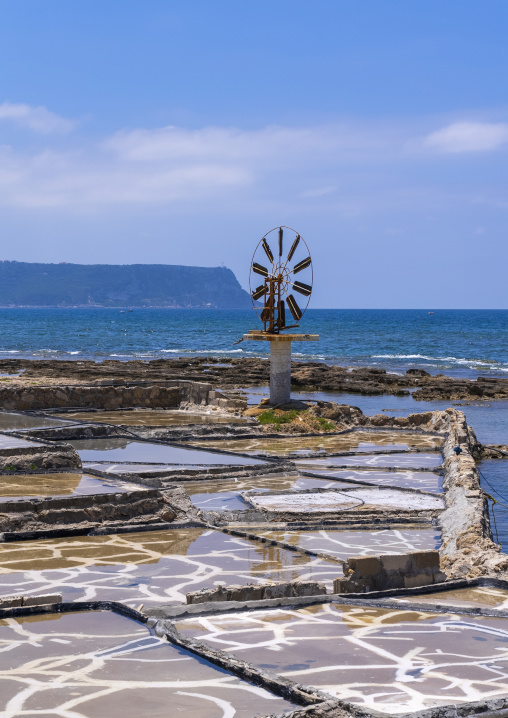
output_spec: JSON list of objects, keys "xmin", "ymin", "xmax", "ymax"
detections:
[{"xmin": 249, "ymin": 226, "xmax": 313, "ymax": 334}]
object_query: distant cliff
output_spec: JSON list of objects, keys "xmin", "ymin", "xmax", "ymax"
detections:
[{"xmin": 0, "ymin": 262, "xmax": 252, "ymax": 308}]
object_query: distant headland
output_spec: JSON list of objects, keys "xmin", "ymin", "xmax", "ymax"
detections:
[{"xmin": 0, "ymin": 261, "xmax": 252, "ymax": 308}]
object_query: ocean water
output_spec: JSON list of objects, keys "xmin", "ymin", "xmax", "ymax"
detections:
[{"xmin": 0, "ymin": 308, "xmax": 506, "ymax": 379}]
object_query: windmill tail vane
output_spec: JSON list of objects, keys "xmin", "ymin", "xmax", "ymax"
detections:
[{"xmin": 249, "ymin": 226, "xmax": 313, "ymax": 334}]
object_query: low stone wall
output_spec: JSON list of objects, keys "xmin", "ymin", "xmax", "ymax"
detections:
[
  {"xmin": 0, "ymin": 594, "xmax": 62, "ymax": 608},
  {"xmin": 0, "ymin": 487, "xmax": 179, "ymax": 534},
  {"xmin": 186, "ymin": 580, "xmax": 327, "ymax": 604},
  {"xmin": 334, "ymin": 550, "xmax": 446, "ymax": 593},
  {"xmin": 0, "ymin": 384, "xmax": 180, "ymax": 411},
  {"xmin": 0, "ymin": 379, "xmax": 245, "ymax": 413}
]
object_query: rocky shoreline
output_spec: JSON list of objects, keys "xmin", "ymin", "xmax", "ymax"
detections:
[{"xmin": 1, "ymin": 357, "xmax": 508, "ymax": 401}]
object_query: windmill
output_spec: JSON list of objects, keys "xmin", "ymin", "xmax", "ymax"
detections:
[
  {"xmin": 249, "ymin": 226, "xmax": 313, "ymax": 333},
  {"xmin": 241, "ymin": 226, "xmax": 318, "ymax": 406}
]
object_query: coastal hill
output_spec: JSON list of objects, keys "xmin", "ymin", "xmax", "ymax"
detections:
[{"xmin": 0, "ymin": 261, "xmax": 253, "ymax": 308}]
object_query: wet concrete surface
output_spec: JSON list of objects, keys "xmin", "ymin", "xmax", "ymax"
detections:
[
  {"xmin": 0, "ymin": 472, "xmax": 143, "ymax": 501},
  {"xmin": 194, "ymin": 432, "xmax": 443, "ymax": 457},
  {"xmin": 0, "ymin": 434, "xmax": 46, "ymax": 450},
  {"xmin": 296, "ymin": 453, "xmax": 443, "ymax": 469},
  {"xmin": 67, "ymin": 438, "xmax": 264, "ymax": 466},
  {"xmin": 295, "ymin": 468, "xmax": 443, "ymax": 493},
  {"xmin": 0, "ymin": 611, "xmax": 297, "ymax": 717},
  {"xmin": 251, "ymin": 527, "xmax": 441, "ymax": 560},
  {"xmin": 185, "ymin": 475, "xmax": 353, "ymax": 511},
  {"xmin": 0, "ymin": 411, "xmax": 72, "ymax": 431},
  {"xmin": 0, "ymin": 528, "xmax": 342, "ymax": 606},
  {"xmin": 177, "ymin": 602, "xmax": 508, "ymax": 714},
  {"xmin": 393, "ymin": 585, "xmax": 508, "ymax": 610},
  {"xmin": 55, "ymin": 409, "xmax": 248, "ymax": 426}
]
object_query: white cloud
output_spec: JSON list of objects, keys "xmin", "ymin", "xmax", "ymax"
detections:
[
  {"xmin": 424, "ymin": 121, "xmax": 508, "ymax": 153},
  {"xmin": 0, "ymin": 102, "xmax": 75, "ymax": 134},
  {"xmin": 0, "ymin": 108, "xmax": 507, "ymax": 213}
]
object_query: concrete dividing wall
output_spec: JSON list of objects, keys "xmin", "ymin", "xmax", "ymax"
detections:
[
  {"xmin": 436, "ymin": 408, "xmax": 508, "ymax": 578},
  {"xmin": 186, "ymin": 580, "xmax": 327, "ymax": 604},
  {"xmin": 0, "ymin": 380, "xmax": 245, "ymax": 412}
]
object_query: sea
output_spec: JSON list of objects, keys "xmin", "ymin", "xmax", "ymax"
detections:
[{"xmin": 0, "ymin": 307, "xmax": 506, "ymax": 534}]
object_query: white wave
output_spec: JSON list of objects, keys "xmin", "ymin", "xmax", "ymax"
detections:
[
  {"xmin": 68, "ymin": 351, "xmax": 81, "ymax": 355},
  {"xmin": 372, "ymin": 353, "xmax": 508, "ymax": 369}
]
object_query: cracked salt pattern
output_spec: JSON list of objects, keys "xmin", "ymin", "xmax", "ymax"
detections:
[
  {"xmin": 298, "ymin": 453, "xmax": 443, "ymax": 468},
  {"xmin": 186, "ymin": 475, "xmax": 352, "ymax": 511},
  {"xmin": 0, "ymin": 528, "xmax": 342, "ymax": 606},
  {"xmin": 251, "ymin": 528, "xmax": 441, "ymax": 560},
  {"xmin": 192, "ymin": 431, "xmax": 443, "ymax": 457},
  {"xmin": 68, "ymin": 438, "xmax": 264, "ymax": 466},
  {"xmin": 247, "ymin": 488, "xmax": 444, "ymax": 513},
  {"xmin": 177, "ymin": 603, "xmax": 508, "ymax": 714},
  {"xmin": 0, "ymin": 472, "xmax": 143, "ymax": 501},
  {"xmin": 0, "ymin": 611, "xmax": 297, "ymax": 718},
  {"xmin": 295, "ymin": 468, "xmax": 443, "ymax": 493}
]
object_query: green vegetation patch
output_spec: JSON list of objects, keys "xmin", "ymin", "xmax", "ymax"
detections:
[{"xmin": 258, "ymin": 408, "xmax": 336, "ymax": 433}]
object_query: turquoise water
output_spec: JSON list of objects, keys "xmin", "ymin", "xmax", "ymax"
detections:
[{"xmin": 0, "ymin": 308, "xmax": 506, "ymax": 378}]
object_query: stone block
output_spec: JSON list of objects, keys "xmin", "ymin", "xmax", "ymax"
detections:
[
  {"xmin": 0, "ymin": 595, "xmax": 23, "ymax": 608},
  {"xmin": 404, "ymin": 574, "xmax": 434, "ymax": 589},
  {"xmin": 411, "ymin": 550, "xmax": 440, "ymax": 571},
  {"xmin": 347, "ymin": 555, "xmax": 381, "ymax": 576},
  {"xmin": 229, "ymin": 585, "xmax": 264, "ymax": 602},
  {"xmin": 379, "ymin": 553, "xmax": 410, "ymax": 573},
  {"xmin": 292, "ymin": 581, "xmax": 327, "ymax": 597},
  {"xmin": 23, "ymin": 594, "xmax": 62, "ymax": 606},
  {"xmin": 263, "ymin": 583, "xmax": 292, "ymax": 599}
]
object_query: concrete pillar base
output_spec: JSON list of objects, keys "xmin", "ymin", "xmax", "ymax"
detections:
[{"xmin": 270, "ymin": 340, "xmax": 291, "ymax": 405}]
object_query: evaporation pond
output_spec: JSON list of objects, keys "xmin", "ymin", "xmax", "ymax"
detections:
[
  {"xmin": 297, "ymin": 453, "xmax": 442, "ymax": 468},
  {"xmin": 295, "ymin": 467, "xmax": 442, "ymax": 493},
  {"xmin": 251, "ymin": 527, "xmax": 441, "ymax": 560},
  {"xmin": 186, "ymin": 475, "xmax": 353, "ymax": 511},
  {"xmin": 67, "ymin": 438, "xmax": 263, "ymax": 465},
  {"xmin": 177, "ymin": 603, "xmax": 508, "ymax": 714},
  {"xmin": 394, "ymin": 585, "xmax": 508, "ymax": 610},
  {"xmin": 0, "ymin": 411, "xmax": 73, "ymax": 431},
  {"xmin": 195, "ymin": 431, "xmax": 443, "ymax": 456},
  {"xmin": 0, "ymin": 434, "xmax": 45, "ymax": 450},
  {"xmin": 55, "ymin": 409, "xmax": 248, "ymax": 426},
  {"xmin": 247, "ymin": 488, "xmax": 444, "ymax": 513},
  {"xmin": 0, "ymin": 527, "xmax": 342, "ymax": 605},
  {"xmin": 0, "ymin": 611, "xmax": 297, "ymax": 718},
  {"xmin": 0, "ymin": 473, "xmax": 143, "ymax": 501}
]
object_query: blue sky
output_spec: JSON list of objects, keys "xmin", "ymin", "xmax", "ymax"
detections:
[{"xmin": 0, "ymin": 0, "xmax": 507, "ymax": 308}]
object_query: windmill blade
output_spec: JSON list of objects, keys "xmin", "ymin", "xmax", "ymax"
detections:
[
  {"xmin": 278, "ymin": 299, "xmax": 285, "ymax": 328},
  {"xmin": 287, "ymin": 235, "xmax": 300, "ymax": 262},
  {"xmin": 287, "ymin": 294, "xmax": 303, "ymax": 320},
  {"xmin": 252, "ymin": 262, "xmax": 269, "ymax": 277},
  {"xmin": 252, "ymin": 285, "xmax": 268, "ymax": 301},
  {"xmin": 278, "ymin": 227, "xmax": 283, "ymax": 257},
  {"xmin": 293, "ymin": 256, "xmax": 311, "ymax": 274},
  {"xmin": 262, "ymin": 239, "xmax": 274, "ymax": 264},
  {"xmin": 292, "ymin": 280, "xmax": 312, "ymax": 297}
]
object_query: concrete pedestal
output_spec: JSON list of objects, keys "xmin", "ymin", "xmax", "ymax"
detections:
[
  {"xmin": 270, "ymin": 340, "xmax": 291, "ymax": 405},
  {"xmin": 242, "ymin": 333, "xmax": 319, "ymax": 406}
]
